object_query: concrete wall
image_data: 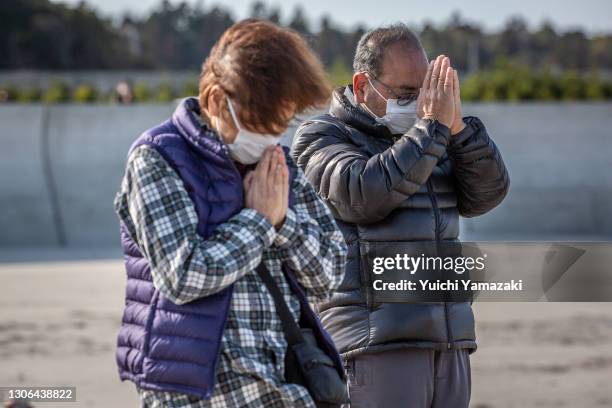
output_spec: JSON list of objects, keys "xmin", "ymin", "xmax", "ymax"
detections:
[
  {"xmin": 0, "ymin": 102, "xmax": 611, "ymax": 247},
  {"xmin": 47, "ymin": 105, "xmax": 174, "ymax": 246},
  {"xmin": 0, "ymin": 104, "xmax": 174, "ymax": 247},
  {"xmin": 0, "ymin": 105, "xmax": 57, "ymax": 245},
  {"xmin": 459, "ymin": 103, "xmax": 612, "ymax": 240}
]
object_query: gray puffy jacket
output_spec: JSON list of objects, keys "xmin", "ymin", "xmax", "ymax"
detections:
[{"xmin": 291, "ymin": 86, "xmax": 509, "ymax": 358}]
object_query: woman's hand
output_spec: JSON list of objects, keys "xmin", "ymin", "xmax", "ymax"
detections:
[
  {"xmin": 417, "ymin": 55, "xmax": 455, "ymax": 129},
  {"xmin": 244, "ymin": 145, "xmax": 289, "ymax": 229}
]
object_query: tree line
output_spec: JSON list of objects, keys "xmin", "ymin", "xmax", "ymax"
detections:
[{"xmin": 1, "ymin": 0, "xmax": 612, "ymax": 102}]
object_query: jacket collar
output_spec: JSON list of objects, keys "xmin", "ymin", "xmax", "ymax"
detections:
[
  {"xmin": 171, "ymin": 97, "xmax": 226, "ymax": 156},
  {"xmin": 329, "ymin": 85, "xmax": 393, "ymax": 139}
]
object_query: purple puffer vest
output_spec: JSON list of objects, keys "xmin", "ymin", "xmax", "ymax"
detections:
[{"xmin": 116, "ymin": 97, "xmax": 343, "ymax": 399}]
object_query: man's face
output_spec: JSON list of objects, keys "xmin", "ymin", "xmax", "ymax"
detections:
[{"xmin": 354, "ymin": 43, "xmax": 429, "ymax": 118}]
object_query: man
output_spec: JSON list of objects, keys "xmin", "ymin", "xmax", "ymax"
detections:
[{"xmin": 291, "ymin": 24, "xmax": 509, "ymax": 407}]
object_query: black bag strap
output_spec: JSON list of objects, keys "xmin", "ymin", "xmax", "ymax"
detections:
[{"xmin": 256, "ymin": 263, "xmax": 305, "ymax": 347}]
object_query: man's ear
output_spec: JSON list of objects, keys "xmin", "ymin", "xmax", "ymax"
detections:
[{"xmin": 353, "ymin": 72, "xmax": 368, "ymax": 104}]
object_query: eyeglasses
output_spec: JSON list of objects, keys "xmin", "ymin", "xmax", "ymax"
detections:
[{"xmin": 366, "ymin": 73, "xmax": 419, "ymax": 106}]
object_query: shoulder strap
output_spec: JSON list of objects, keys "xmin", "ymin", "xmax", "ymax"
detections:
[{"xmin": 256, "ymin": 263, "xmax": 305, "ymax": 346}]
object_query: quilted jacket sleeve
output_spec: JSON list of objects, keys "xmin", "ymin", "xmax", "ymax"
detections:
[
  {"xmin": 291, "ymin": 117, "xmax": 451, "ymax": 225},
  {"xmin": 447, "ymin": 116, "xmax": 510, "ymax": 217}
]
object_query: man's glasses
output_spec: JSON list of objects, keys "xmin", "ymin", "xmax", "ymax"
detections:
[{"xmin": 367, "ymin": 74, "xmax": 419, "ymax": 106}]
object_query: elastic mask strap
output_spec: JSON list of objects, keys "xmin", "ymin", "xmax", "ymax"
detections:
[
  {"xmin": 226, "ymin": 97, "xmax": 242, "ymax": 132},
  {"xmin": 366, "ymin": 75, "xmax": 388, "ymax": 103},
  {"xmin": 360, "ymin": 101, "xmax": 382, "ymax": 120}
]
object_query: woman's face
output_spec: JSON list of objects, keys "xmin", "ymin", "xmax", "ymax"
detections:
[
  {"xmin": 205, "ymin": 85, "xmax": 297, "ymax": 144},
  {"xmin": 204, "ymin": 85, "xmax": 238, "ymax": 144}
]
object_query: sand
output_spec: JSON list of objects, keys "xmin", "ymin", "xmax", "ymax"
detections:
[{"xmin": 1, "ymin": 256, "xmax": 611, "ymax": 407}]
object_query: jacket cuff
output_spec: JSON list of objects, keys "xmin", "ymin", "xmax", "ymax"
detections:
[
  {"xmin": 273, "ymin": 208, "xmax": 299, "ymax": 249},
  {"xmin": 234, "ymin": 208, "xmax": 277, "ymax": 248},
  {"xmin": 416, "ymin": 118, "xmax": 451, "ymax": 145},
  {"xmin": 448, "ymin": 116, "xmax": 482, "ymax": 150}
]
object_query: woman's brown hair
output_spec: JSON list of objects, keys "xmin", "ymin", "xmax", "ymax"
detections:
[{"xmin": 199, "ymin": 19, "xmax": 331, "ymax": 134}]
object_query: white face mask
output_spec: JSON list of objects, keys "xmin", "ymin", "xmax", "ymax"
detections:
[
  {"xmin": 360, "ymin": 76, "xmax": 417, "ymax": 134},
  {"xmin": 224, "ymin": 97, "xmax": 278, "ymax": 164}
]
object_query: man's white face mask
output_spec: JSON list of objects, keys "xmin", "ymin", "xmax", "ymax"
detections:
[
  {"xmin": 225, "ymin": 97, "xmax": 278, "ymax": 164},
  {"xmin": 360, "ymin": 75, "xmax": 418, "ymax": 135}
]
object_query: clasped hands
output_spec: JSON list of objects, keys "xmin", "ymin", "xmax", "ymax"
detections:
[
  {"xmin": 243, "ymin": 145, "xmax": 288, "ymax": 229},
  {"xmin": 417, "ymin": 55, "xmax": 466, "ymax": 135}
]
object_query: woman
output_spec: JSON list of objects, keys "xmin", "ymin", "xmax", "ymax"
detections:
[{"xmin": 113, "ymin": 20, "xmax": 347, "ymax": 407}]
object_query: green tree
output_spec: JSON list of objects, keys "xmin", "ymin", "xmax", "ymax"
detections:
[
  {"xmin": 583, "ymin": 72, "xmax": 605, "ymax": 100},
  {"xmin": 559, "ymin": 71, "xmax": 586, "ymax": 100},
  {"xmin": 154, "ymin": 82, "xmax": 175, "ymax": 102},
  {"xmin": 16, "ymin": 86, "xmax": 42, "ymax": 102},
  {"xmin": 133, "ymin": 83, "xmax": 150, "ymax": 102},
  {"xmin": 72, "ymin": 84, "xmax": 98, "ymax": 103},
  {"xmin": 42, "ymin": 81, "xmax": 70, "ymax": 103},
  {"xmin": 327, "ymin": 58, "xmax": 353, "ymax": 88}
]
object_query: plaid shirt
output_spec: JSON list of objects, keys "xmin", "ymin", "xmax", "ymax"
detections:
[{"xmin": 114, "ymin": 143, "xmax": 347, "ymax": 408}]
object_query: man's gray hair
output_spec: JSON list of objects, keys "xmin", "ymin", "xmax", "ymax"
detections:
[{"xmin": 353, "ymin": 23, "xmax": 423, "ymax": 77}]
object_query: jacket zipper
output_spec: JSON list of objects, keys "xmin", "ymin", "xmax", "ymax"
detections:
[{"xmin": 426, "ymin": 179, "xmax": 453, "ymax": 350}]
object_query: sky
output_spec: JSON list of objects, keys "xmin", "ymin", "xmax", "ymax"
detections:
[{"xmin": 52, "ymin": 0, "xmax": 612, "ymax": 34}]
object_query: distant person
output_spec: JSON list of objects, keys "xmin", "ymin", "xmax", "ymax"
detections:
[
  {"xmin": 113, "ymin": 20, "xmax": 347, "ymax": 407},
  {"xmin": 0, "ymin": 88, "xmax": 8, "ymax": 103},
  {"xmin": 114, "ymin": 80, "xmax": 133, "ymax": 104},
  {"xmin": 292, "ymin": 23, "xmax": 510, "ymax": 408}
]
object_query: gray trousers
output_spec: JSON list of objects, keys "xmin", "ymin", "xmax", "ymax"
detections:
[{"xmin": 345, "ymin": 348, "xmax": 471, "ymax": 408}]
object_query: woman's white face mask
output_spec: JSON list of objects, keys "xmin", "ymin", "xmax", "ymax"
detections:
[
  {"xmin": 360, "ymin": 76, "xmax": 417, "ymax": 135},
  {"xmin": 225, "ymin": 97, "xmax": 278, "ymax": 164}
]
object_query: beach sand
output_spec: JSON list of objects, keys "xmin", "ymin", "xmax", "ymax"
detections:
[{"xmin": 1, "ymin": 257, "xmax": 611, "ymax": 407}]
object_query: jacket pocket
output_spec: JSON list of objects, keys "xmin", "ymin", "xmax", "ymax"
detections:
[{"xmin": 142, "ymin": 289, "xmax": 160, "ymax": 357}]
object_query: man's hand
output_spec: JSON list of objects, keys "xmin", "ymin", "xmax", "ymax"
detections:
[
  {"xmin": 244, "ymin": 145, "xmax": 288, "ymax": 229},
  {"xmin": 418, "ymin": 55, "xmax": 455, "ymax": 129},
  {"xmin": 450, "ymin": 69, "xmax": 466, "ymax": 135}
]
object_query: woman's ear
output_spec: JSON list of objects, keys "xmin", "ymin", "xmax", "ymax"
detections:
[
  {"xmin": 353, "ymin": 72, "xmax": 368, "ymax": 104},
  {"xmin": 207, "ymin": 85, "xmax": 223, "ymax": 117}
]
